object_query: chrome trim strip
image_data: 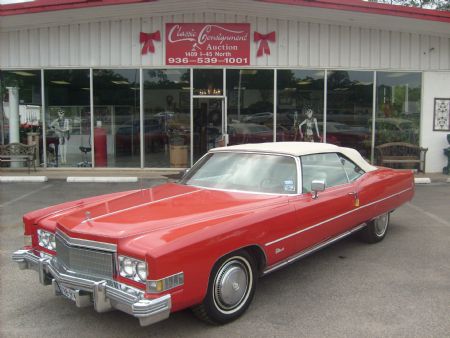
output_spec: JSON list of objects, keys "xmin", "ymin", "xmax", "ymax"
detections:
[
  {"xmin": 265, "ymin": 187, "xmax": 413, "ymax": 247},
  {"xmin": 263, "ymin": 223, "xmax": 366, "ymax": 275},
  {"xmin": 34, "ymin": 191, "xmax": 139, "ymax": 224},
  {"xmin": 183, "ymin": 184, "xmax": 297, "ymax": 196},
  {"xmin": 56, "ymin": 230, "xmax": 117, "ymax": 252},
  {"xmin": 80, "ymin": 190, "xmax": 202, "ymax": 224}
]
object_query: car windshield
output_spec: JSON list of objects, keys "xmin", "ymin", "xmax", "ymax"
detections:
[{"xmin": 181, "ymin": 152, "xmax": 298, "ymax": 194}]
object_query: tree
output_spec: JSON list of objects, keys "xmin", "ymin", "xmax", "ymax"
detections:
[{"xmin": 372, "ymin": 0, "xmax": 450, "ymax": 11}]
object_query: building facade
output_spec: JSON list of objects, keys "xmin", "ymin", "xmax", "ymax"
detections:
[{"xmin": 1, "ymin": 0, "xmax": 449, "ymax": 172}]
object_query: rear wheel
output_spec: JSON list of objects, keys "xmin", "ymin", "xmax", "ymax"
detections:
[
  {"xmin": 358, "ymin": 212, "xmax": 390, "ymax": 243},
  {"xmin": 193, "ymin": 250, "xmax": 257, "ymax": 325}
]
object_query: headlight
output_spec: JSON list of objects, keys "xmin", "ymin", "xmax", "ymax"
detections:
[
  {"xmin": 37, "ymin": 229, "xmax": 56, "ymax": 251},
  {"xmin": 118, "ymin": 255, "xmax": 147, "ymax": 283}
]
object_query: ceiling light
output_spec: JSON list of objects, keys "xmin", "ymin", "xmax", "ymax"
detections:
[
  {"xmin": 11, "ymin": 71, "xmax": 36, "ymax": 77},
  {"xmin": 0, "ymin": 0, "xmax": 35, "ymax": 5},
  {"xmin": 112, "ymin": 80, "xmax": 129, "ymax": 85},
  {"xmin": 386, "ymin": 73, "xmax": 407, "ymax": 78},
  {"xmin": 51, "ymin": 80, "xmax": 70, "ymax": 85}
]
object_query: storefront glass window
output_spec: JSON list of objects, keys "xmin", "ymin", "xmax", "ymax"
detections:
[
  {"xmin": 0, "ymin": 70, "xmax": 43, "ymax": 167},
  {"xmin": 375, "ymin": 72, "xmax": 421, "ymax": 146},
  {"xmin": 226, "ymin": 69, "xmax": 274, "ymax": 145},
  {"xmin": 143, "ymin": 69, "xmax": 190, "ymax": 168},
  {"xmin": 277, "ymin": 70, "xmax": 324, "ymax": 142},
  {"xmin": 93, "ymin": 69, "xmax": 140, "ymax": 168},
  {"xmin": 193, "ymin": 69, "xmax": 223, "ymax": 95},
  {"xmin": 45, "ymin": 69, "xmax": 90, "ymax": 167},
  {"xmin": 327, "ymin": 71, "xmax": 373, "ymax": 159}
]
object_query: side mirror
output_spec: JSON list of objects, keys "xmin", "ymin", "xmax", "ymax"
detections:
[
  {"xmin": 311, "ymin": 179, "xmax": 326, "ymax": 199},
  {"xmin": 179, "ymin": 168, "xmax": 190, "ymax": 180}
]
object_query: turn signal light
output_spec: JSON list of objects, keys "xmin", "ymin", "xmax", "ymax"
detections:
[{"xmin": 147, "ymin": 272, "xmax": 184, "ymax": 294}]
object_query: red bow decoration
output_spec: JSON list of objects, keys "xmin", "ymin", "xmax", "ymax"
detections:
[
  {"xmin": 254, "ymin": 31, "xmax": 276, "ymax": 57},
  {"xmin": 140, "ymin": 31, "xmax": 161, "ymax": 55}
]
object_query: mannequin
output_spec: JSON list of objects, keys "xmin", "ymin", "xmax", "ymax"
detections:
[
  {"xmin": 50, "ymin": 109, "xmax": 70, "ymax": 164},
  {"xmin": 299, "ymin": 106, "xmax": 322, "ymax": 142}
]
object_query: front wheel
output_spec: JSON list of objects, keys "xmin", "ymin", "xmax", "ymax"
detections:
[
  {"xmin": 192, "ymin": 250, "xmax": 257, "ymax": 325},
  {"xmin": 358, "ymin": 212, "xmax": 390, "ymax": 243}
]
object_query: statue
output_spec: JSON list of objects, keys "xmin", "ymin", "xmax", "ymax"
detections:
[
  {"xmin": 299, "ymin": 106, "xmax": 322, "ymax": 142},
  {"xmin": 50, "ymin": 109, "xmax": 70, "ymax": 164}
]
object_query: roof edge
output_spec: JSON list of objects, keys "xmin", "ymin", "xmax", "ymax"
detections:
[
  {"xmin": 0, "ymin": 0, "xmax": 155, "ymax": 16},
  {"xmin": 259, "ymin": 0, "xmax": 450, "ymax": 23}
]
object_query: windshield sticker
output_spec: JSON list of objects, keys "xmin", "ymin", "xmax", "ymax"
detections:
[{"xmin": 284, "ymin": 180, "xmax": 295, "ymax": 192}]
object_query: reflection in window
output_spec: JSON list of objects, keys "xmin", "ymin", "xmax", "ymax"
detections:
[
  {"xmin": 143, "ymin": 69, "xmax": 190, "ymax": 167},
  {"xmin": 277, "ymin": 70, "xmax": 324, "ymax": 142},
  {"xmin": 375, "ymin": 72, "xmax": 421, "ymax": 146},
  {"xmin": 226, "ymin": 69, "xmax": 274, "ymax": 145},
  {"xmin": 327, "ymin": 71, "xmax": 373, "ymax": 159},
  {"xmin": 182, "ymin": 152, "xmax": 297, "ymax": 194},
  {"xmin": 45, "ymin": 69, "xmax": 90, "ymax": 167},
  {"xmin": 1, "ymin": 70, "xmax": 42, "ymax": 167},
  {"xmin": 301, "ymin": 153, "xmax": 349, "ymax": 192},
  {"xmin": 193, "ymin": 69, "xmax": 223, "ymax": 95},
  {"xmin": 94, "ymin": 69, "xmax": 140, "ymax": 167}
]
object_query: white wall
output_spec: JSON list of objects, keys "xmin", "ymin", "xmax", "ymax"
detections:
[
  {"xmin": 422, "ymin": 72, "xmax": 450, "ymax": 173},
  {"xmin": 1, "ymin": 12, "xmax": 449, "ymax": 70}
]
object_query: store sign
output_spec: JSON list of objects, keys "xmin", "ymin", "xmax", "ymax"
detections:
[{"xmin": 166, "ymin": 23, "xmax": 250, "ymax": 66}]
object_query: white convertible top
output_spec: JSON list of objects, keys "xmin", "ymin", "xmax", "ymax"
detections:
[{"xmin": 211, "ymin": 142, "xmax": 378, "ymax": 172}]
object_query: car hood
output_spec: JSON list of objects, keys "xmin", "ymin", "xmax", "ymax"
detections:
[{"xmin": 41, "ymin": 183, "xmax": 286, "ymax": 242}]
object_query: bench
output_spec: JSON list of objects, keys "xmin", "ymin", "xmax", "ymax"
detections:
[
  {"xmin": 0, "ymin": 143, "xmax": 37, "ymax": 173},
  {"xmin": 375, "ymin": 142, "xmax": 428, "ymax": 173}
]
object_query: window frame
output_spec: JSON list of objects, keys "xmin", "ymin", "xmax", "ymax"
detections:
[{"xmin": 300, "ymin": 152, "xmax": 366, "ymax": 194}]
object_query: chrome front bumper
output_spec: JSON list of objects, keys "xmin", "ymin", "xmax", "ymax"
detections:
[{"xmin": 12, "ymin": 249, "xmax": 171, "ymax": 326}]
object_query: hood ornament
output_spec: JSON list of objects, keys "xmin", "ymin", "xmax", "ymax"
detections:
[{"xmin": 85, "ymin": 211, "xmax": 91, "ymax": 220}]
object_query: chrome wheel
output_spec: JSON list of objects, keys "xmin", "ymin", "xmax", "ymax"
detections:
[
  {"xmin": 213, "ymin": 257, "xmax": 252, "ymax": 315},
  {"xmin": 374, "ymin": 213, "xmax": 389, "ymax": 237},
  {"xmin": 192, "ymin": 250, "xmax": 257, "ymax": 324}
]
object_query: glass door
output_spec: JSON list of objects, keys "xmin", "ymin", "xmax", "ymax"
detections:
[{"xmin": 193, "ymin": 97, "xmax": 225, "ymax": 162}]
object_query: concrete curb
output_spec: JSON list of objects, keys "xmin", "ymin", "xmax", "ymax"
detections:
[
  {"xmin": 414, "ymin": 177, "xmax": 431, "ymax": 184},
  {"xmin": 66, "ymin": 176, "xmax": 139, "ymax": 183},
  {"xmin": 0, "ymin": 176, "xmax": 48, "ymax": 183}
]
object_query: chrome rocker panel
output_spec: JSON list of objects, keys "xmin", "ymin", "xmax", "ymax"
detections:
[{"xmin": 11, "ymin": 249, "xmax": 171, "ymax": 327}]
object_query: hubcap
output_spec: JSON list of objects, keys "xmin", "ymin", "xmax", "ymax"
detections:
[
  {"xmin": 374, "ymin": 213, "xmax": 388, "ymax": 236},
  {"xmin": 214, "ymin": 260, "xmax": 249, "ymax": 311}
]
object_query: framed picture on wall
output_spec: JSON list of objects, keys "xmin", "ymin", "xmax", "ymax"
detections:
[{"xmin": 433, "ymin": 98, "xmax": 450, "ymax": 131}]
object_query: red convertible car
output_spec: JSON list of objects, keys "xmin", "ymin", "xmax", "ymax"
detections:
[{"xmin": 13, "ymin": 142, "xmax": 414, "ymax": 326}]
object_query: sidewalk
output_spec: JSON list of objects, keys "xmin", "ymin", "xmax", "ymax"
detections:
[{"xmin": 0, "ymin": 168, "xmax": 182, "ymax": 181}]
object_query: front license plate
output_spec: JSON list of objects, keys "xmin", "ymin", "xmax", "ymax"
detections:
[{"xmin": 59, "ymin": 284, "xmax": 77, "ymax": 302}]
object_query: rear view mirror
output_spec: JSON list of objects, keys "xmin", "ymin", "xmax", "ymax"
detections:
[{"xmin": 311, "ymin": 179, "xmax": 326, "ymax": 199}]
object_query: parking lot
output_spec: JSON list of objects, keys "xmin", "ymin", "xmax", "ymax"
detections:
[{"xmin": 1, "ymin": 180, "xmax": 449, "ymax": 337}]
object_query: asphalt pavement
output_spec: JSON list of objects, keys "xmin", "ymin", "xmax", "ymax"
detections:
[{"xmin": 1, "ymin": 180, "xmax": 449, "ymax": 338}]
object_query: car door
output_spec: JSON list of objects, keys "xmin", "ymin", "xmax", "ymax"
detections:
[{"xmin": 287, "ymin": 153, "xmax": 360, "ymax": 252}]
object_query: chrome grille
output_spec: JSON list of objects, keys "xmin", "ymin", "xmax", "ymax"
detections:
[{"xmin": 55, "ymin": 234, "xmax": 114, "ymax": 279}]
